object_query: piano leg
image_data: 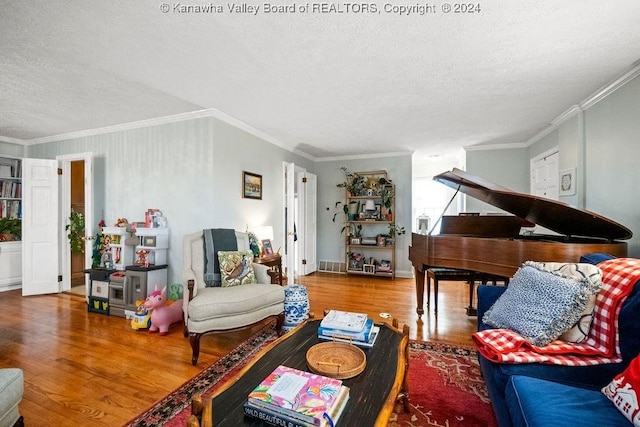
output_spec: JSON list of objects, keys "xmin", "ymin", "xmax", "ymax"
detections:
[
  {"xmin": 466, "ymin": 275, "xmax": 477, "ymax": 317},
  {"xmin": 415, "ymin": 267, "xmax": 425, "ymax": 317}
]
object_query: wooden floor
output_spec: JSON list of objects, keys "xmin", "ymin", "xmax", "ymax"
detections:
[{"xmin": 0, "ymin": 272, "xmax": 479, "ymax": 426}]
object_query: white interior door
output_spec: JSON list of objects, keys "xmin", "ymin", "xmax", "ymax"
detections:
[
  {"xmin": 284, "ymin": 162, "xmax": 296, "ymax": 280},
  {"xmin": 297, "ymin": 172, "xmax": 317, "ymax": 275},
  {"xmin": 531, "ymin": 150, "xmax": 559, "ymax": 199},
  {"xmin": 22, "ymin": 158, "xmax": 60, "ymax": 296}
]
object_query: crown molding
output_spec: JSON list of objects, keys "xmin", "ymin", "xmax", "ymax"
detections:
[
  {"xmin": 520, "ymin": 63, "xmax": 640, "ymax": 147},
  {"xmin": 581, "ymin": 62, "xmax": 640, "ymax": 110},
  {"xmin": 551, "ymin": 104, "xmax": 583, "ymax": 127},
  {"xmin": 464, "ymin": 142, "xmax": 527, "ymax": 151},
  {"xmin": 0, "ymin": 136, "xmax": 27, "ymax": 145},
  {"xmin": 314, "ymin": 151, "xmax": 414, "ymax": 162}
]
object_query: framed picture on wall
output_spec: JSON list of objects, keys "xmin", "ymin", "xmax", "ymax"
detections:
[
  {"xmin": 243, "ymin": 171, "xmax": 262, "ymax": 200},
  {"xmin": 559, "ymin": 167, "xmax": 576, "ymax": 196}
]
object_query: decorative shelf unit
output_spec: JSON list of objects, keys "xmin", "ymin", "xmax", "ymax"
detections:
[
  {"xmin": 101, "ymin": 226, "xmax": 134, "ymax": 271},
  {"xmin": 343, "ymin": 170, "xmax": 396, "ymax": 278},
  {"xmin": 134, "ymin": 227, "xmax": 169, "ymax": 266}
]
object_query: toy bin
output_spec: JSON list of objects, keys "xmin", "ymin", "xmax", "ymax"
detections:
[{"xmin": 88, "ymin": 297, "xmax": 109, "ymax": 314}]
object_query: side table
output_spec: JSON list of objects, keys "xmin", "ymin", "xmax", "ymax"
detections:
[{"xmin": 254, "ymin": 254, "xmax": 283, "ymax": 285}]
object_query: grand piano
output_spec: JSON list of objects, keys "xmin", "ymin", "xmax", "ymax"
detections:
[{"xmin": 409, "ymin": 168, "xmax": 632, "ymax": 317}]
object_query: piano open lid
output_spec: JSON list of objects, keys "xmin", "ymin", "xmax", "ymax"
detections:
[{"xmin": 434, "ymin": 168, "xmax": 632, "ymax": 241}]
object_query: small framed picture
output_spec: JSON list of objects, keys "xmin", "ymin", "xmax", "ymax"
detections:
[
  {"xmin": 261, "ymin": 239, "xmax": 274, "ymax": 255},
  {"xmin": 243, "ymin": 171, "xmax": 262, "ymax": 200},
  {"xmin": 559, "ymin": 167, "xmax": 576, "ymax": 196}
]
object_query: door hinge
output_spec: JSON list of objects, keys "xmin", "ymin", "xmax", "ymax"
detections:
[
  {"xmin": 58, "ymin": 275, "xmax": 63, "ymax": 282},
  {"xmin": 57, "ymin": 168, "xmax": 63, "ymax": 175},
  {"xmin": 302, "ymin": 259, "xmax": 307, "ymax": 265}
]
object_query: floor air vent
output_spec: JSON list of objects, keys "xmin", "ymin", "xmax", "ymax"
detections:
[{"xmin": 318, "ymin": 261, "xmax": 346, "ymax": 274}]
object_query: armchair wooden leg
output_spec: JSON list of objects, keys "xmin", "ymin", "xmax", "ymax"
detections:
[
  {"xmin": 275, "ymin": 312, "xmax": 284, "ymax": 336},
  {"xmin": 190, "ymin": 333, "xmax": 202, "ymax": 365}
]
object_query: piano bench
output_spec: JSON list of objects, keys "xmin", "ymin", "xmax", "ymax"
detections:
[{"xmin": 426, "ymin": 268, "xmax": 473, "ymax": 314}]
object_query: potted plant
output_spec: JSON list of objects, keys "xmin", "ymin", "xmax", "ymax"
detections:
[
  {"xmin": 0, "ymin": 217, "xmax": 21, "ymax": 241},
  {"xmin": 248, "ymin": 231, "xmax": 261, "ymax": 258},
  {"xmin": 65, "ymin": 211, "xmax": 85, "ymax": 255},
  {"xmin": 387, "ymin": 224, "xmax": 406, "ymax": 240},
  {"xmin": 336, "ymin": 167, "xmax": 366, "ymax": 196},
  {"xmin": 381, "ymin": 184, "xmax": 395, "ymax": 221}
]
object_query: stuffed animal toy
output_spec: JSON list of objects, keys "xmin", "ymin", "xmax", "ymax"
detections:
[{"xmin": 143, "ymin": 286, "xmax": 183, "ymax": 335}]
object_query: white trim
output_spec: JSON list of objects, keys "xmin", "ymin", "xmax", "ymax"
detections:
[
  {"xmin": 464, "ymin": 142, "xmax": 527, "ymax": 151},
  {"xmin": 551, "ymin": 105, "xmax": 583, "ymax": 126},
  {"xmin": 314, "ymin": 151, "xmax": 414, "ymax": 162},
  {"xmin": 581, "ymin": 63, "xmax": 640, "ymax": 110},
  {"xmin": 0, "ymin": 136, "xmax": 25, "ymax": 144}
]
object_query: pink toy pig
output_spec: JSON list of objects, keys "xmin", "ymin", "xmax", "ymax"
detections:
[{"xmin": 143, "ymin": 286, "xmax": 184, "ymax": 336}]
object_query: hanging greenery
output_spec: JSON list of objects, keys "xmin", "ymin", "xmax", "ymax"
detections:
[{"xmin": 65, "ymin": 211, "xmax": 85, "ymax": 255}]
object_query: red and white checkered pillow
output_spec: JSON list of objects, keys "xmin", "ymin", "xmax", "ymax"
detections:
[{"xmin": 602, "ymin": 354, "xmax": 640, "ymax": 426}]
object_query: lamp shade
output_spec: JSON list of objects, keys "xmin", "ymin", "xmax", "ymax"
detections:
[
  {"xmin": 252, "ymin": 225, "xmax": 274, "ymax": 241},
  {"xmin": 364, "ymin": 199, "xmax": 376, "ymax": 211}
]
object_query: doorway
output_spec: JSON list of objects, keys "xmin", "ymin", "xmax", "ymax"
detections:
[{"xmin": 70, "ymin": 160, "xmax": 85, "ymax": 290}]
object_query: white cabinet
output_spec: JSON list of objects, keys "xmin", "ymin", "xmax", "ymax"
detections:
[
  {"xmin": 0, "ymin": 241, "xmax": 22, "ymax": 291},
  {"xmin": 101, "ymin": 226, "xmax": 134, "ymax": 270},
  {"xmin": 134, "ymin": 227, "xmax": 169, "ymax": 266}
]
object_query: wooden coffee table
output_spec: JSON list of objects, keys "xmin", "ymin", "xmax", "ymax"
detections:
[{"xmin": 207, "ymin": 319, "xmax": 410, "ymax": 426}]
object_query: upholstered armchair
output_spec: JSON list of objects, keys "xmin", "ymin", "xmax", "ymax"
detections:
[{"xmin": 183, "ymin": 230, "xmax": 285, "ymax": 365}]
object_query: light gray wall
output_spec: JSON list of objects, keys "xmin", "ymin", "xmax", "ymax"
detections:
[
  {"xmin": 0, "ymin": 142, "xmax": 26, "ymax": 158},
  {"xmin": 315, "ymin": 155, "xmax": 413, "ymax": 277},
  {"xmin": 464, "ymin": 147, "xmax": 529, "ymax": 213},
  {"xmin": 26, "ymin": 117, "xmax": 313, "ymax": 284},
  {"xmin": 584, "ymin": 75, "xmax": 640, "ymax": 256},
  {"xmin": 530, "ymin": 114, "xmax": 583, "ymax": 208}
]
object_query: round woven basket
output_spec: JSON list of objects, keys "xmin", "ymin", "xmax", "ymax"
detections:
[{"xmin": 305, "ymin": 342, "xmax": 366, "ymax": 379}]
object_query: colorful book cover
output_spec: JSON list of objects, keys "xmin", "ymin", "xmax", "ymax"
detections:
[
  {"xmin": 245, "ymin": 385, "xmax": 350, "ymax": 427},
  {"xmin": 247, "ymin": 365, "xmax": 343, "ymax": 426},
  {"xmin": 320, "ymin": 310, "xmax": 368, "ymax": 332},
  {"xmin": 318, "ymin": 318, "xmax": 374, "ymax": 342}
]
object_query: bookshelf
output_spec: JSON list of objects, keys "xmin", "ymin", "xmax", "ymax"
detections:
[
  {"xmin": 0, "ymin": 156, "xmax": 22, "ymax": 292},
  {"xmin": 0, "ymin": 156, "xmax": 21, "ymax": 219}
]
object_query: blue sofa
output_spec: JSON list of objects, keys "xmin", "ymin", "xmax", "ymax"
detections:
[{"xmin": 476, "ymin": 263, "xmax": 640, "ymax": 427}]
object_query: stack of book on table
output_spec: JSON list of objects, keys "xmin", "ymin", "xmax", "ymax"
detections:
[
  {"xmin": 317, "ymin": 310, "xmax": 380, "ymax": 348},
  {"xmin": 244, "ymin": 365, "xmax": 350, "ymax": 427}
]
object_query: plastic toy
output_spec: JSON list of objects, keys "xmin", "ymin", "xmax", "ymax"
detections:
[
  {"xmin": 143, "ymin": 286, "xmax": 183, "ymax": 335},
  {"xmin": 131, "ymin": 300, "xmax": 151, "ymax": 330}
]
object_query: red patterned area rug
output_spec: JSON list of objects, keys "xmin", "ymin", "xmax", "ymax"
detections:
[
  {"xmin": 390, "ymin": 341, "xmax": 497, "ymax": 427},
  {"xmin": 125, "ymin": 327, "xmax": 497, "ymax": 427}
]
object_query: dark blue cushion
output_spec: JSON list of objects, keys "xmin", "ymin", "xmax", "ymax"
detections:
[{"xmin": 506, "ymin": 376, "xmax": 630, "ymax": 427}]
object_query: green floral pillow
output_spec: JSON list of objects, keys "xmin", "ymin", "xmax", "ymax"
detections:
[{"xmin": 217, "ymin": 251, "xmax": 257, "ymax": 287}]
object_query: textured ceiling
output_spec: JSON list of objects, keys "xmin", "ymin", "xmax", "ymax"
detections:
[{"xmin": 1, "ymin": 1, "xmax": 640, "ymax": 159}]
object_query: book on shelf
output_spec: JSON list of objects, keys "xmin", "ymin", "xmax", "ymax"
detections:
[
  {"xmin": 320, "ymin": 310, "xmax": 368, "ymax": 333},
  {"xmin": 318, "ymin": 325, "xmax": 380, "ymax": 349},
  {"xmin": 318, "ymin": 318, "xmax": 374, "ymax": 343},
  {"xmin": 247, "ymin": 365, "xmax": 347, "ymax": 426},
  {"xmin": 244, "ymin": 385, "xmax": 349, "ymax": 427}
]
